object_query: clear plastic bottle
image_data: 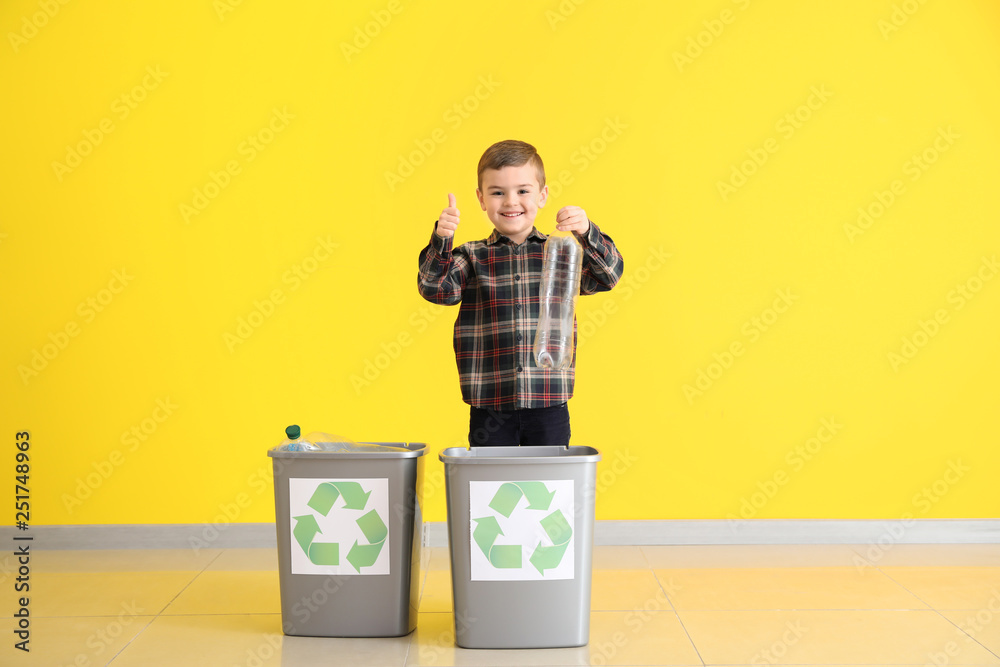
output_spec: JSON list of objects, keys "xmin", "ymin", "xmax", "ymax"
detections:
[
  {"xmin": 277, "ymin": 424, "xmax": 320, "ymax": 452},
  {"xmin": 533, "ymin": 231, "xmax": 583, "ymax": 370}
]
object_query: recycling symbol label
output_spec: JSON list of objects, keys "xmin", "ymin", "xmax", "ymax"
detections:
[
  {"xmin": 288, "ymin": 478, "xmax": 390, "ymax": 576},
  {"xmin": 469, "ymin": 480, "xmax": 575, "ymax": 581}
]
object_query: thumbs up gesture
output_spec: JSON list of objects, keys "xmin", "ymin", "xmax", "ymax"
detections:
[{"xmin": 436, "ymin": 193, "xmax": 460, "ymax": 238}]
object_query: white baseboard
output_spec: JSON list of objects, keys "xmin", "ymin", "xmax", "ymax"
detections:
[{"xmin": 3, "ymin": 519, "xmax": 996, "ymax": 550}]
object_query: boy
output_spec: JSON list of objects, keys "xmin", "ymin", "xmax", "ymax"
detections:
[{"xmin": 417, "ymin": 140, "xmax": 623, "ymax": 446}]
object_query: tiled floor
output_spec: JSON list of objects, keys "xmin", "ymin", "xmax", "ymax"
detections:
[{"xmin": 3, "ymin": 544, "xmax": 999, "ymax": 666}]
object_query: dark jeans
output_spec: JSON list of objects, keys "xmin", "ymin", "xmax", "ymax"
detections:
[{"xmin": 468, "ymin": 403, "xmax": 571, "ymax": 447}]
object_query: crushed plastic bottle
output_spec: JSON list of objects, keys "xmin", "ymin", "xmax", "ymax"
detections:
[
  {"xmin": 276, "ymin": 424, "xmax": 320, "ymax": 452},
  {"xmin": 275, "ymin": 425, "xmax": 409, "ymax": 453},
  {"xmin": 533, "ymin": 231, "xmax": 583, "ymax": 370},
  {"xmin": 316, "ymin": 441, "xmax": 412, "ymax": 454}
]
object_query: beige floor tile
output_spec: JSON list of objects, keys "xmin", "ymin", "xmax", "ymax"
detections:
[
  {"xmin": 32, "ymin": 571, "xmax": 198, "ymax": 617},
  {"xmin": 204, "ymin": 547, "xmax": 279, "ymax": 571},
  {"xmin": 586, "ymin": 610, "xmax": 703, "ymax": 666},
  {"xmin": 592, "ymin": 545, "xmax": 650, "ymax": 570},
  {"xmin": 591, "ymin": 569, "xmax": 672, "ymax": 611},
  {"xmin": 641, "ymin": 544, "xmax": 864, "ymax": 568},
  {"xmin": 655, "ymin": 566, "xmax": 928, "ymax": 610},
  {"xmin": 1, "ymin": 614, "xmax": 156, "ymax": 667},
  {"xmin": 420, "ymin": 569, "xmax": 454, "ymax": 612},
  {"xmin": 404, "ymin": 610, "xmax": 702, "ymax": 666},
  {"xmin": 15, "ymin": 543, "xmax": 1000, "ymax": 667},
  {"xmin": 162, "ymin": 570, "xmax": 281, "ymax": 615},
  {"xmin": 425, "ymin": 546, "xmax": 452, "ymax": 571},
  {"xmin": 280, "ymin": 631, "xmax": 413, "ymax": 667},
  {"xmin": 31, "ymin": 548, "xmax": 221, "ymax": 573},
  {"xmin": 855, "ymin": 543, "xmax": 1000, "ymax": 566},
  {"xmin": 419, "ymin": 544, "xmax": 433, "ymax": 573},
  {"xmin": 678, "ymin": 609, "xmax": 1000, "ymax": 665},
  {"xmin": 106, "ymin": 613, "xmax": 404, "ymax": 667},
  {"xmin": 405, "ymin": 610, "xmax": 589, "ymax": 666},
  {"xmin": 881, "ymin": 567, "xmax": 1000, "ymax": 609},
  {"xmin": 940, "ymin": 607, "xmax": 1000, "ymax": 657}
]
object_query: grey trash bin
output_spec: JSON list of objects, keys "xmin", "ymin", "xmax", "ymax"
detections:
[
  {"xmin": 269, "ymin": 441, "xmax": 426, "ymax": 637},
  {"xmin": 440, "ymin": 445, "xmax": 601, "ymax": 649}
]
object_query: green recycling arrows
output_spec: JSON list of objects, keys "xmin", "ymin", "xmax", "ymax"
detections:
[
  {"xmin": 488, "ymin": 481, "xmax": 556, "ymax": 517},
  {"xmin": 472, "ymin": 481, "xmax": 572, "ymax": 575},
  {"xmin": 473, "ymin": 516, "xmax": 523, "ymax": 568},
  {"xmin": 293, "ymin": 514, "xmax": 340, "ymax": 566},
  {"xmin": 529, "ymin": 509, "xmax": 573, "ymax": 574},
  {"xmin": 308, "ymin": 481, "xmax": 371, "ymax": 513},
  {"xmin": 293, "ymin": 480, "xmax": 387, "ymax": 573},
  {"xmin": 347, "ymin": 509, "xmax": 388, "ymax": 571}
]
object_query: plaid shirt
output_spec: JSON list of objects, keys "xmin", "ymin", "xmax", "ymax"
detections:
[{"xmin": 417, "ymin": 222, "xmax": 624, "ymax": 410}]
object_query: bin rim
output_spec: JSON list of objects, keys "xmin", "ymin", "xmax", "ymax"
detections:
[
  {"xmin": 438, "ymin": 445, "xmax": 600, "ymax": 464},
  {"xmin": 268, "ymin": 441, "xmax": 427, "ymax": 459}
]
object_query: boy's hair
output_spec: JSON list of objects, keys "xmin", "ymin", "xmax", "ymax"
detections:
[{"xmin": 477, "ymin": 140, "xmax": 546, "ymax": 191}]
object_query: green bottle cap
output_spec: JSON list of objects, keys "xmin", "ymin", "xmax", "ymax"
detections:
[{"xmin": 285, "ymin": 425, "xmax": 301, "ymax": 440}]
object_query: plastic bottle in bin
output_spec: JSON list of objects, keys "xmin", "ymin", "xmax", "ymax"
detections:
[
  {"xmin": 275, "ymin": 426, "xmax": 409, "ymax": 453},
  {"xmin": 533, "ymin": 230, "xmax": 583, "ymax": 370},
  {"xmin": 277, "ymin": 425, "xmax": 320, "ymax": 452}
]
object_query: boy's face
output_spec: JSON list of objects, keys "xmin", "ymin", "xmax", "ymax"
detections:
[{"xmin": 476, "ymin": 164, "xmax": 548, "ymax": 244}]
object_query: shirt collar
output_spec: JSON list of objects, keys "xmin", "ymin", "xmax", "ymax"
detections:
[{"xmin": 486, "ymin": 227, "xmax": 547, "ymax": 246}]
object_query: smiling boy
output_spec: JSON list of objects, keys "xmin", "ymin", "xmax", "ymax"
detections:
[{"xmin": 417, "ymin": 139, "xmax": 624, "ymax": 446}]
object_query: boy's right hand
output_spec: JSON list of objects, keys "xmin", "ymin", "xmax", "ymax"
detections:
[{"xmin": 435, "ymin": 193, "xmax": 460, "ymax": 238}]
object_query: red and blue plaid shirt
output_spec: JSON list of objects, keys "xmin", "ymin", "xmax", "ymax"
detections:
[{"xmin": 417, "ymin": 222, "xmax": 624, "ymax": 410}]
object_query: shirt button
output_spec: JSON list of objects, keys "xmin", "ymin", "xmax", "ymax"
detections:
[
  {"xmin": 514, "ymin": 275, "xmax": 520, "ymax": 281},
  {"xmin": 517, "ymin": 366, "xmax": 523, "ymax": 372},
  {"xmin": 515, "ymin": 303, "xmax": 521, "ymax": 310},
  {"xmin": 516, "ymin": 334, "xmax": 523, "ymax": 342}
]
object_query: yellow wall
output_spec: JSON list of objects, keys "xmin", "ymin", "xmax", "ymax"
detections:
[{"xmin": 2, "ymin": 0, "xmax": 998, "ymax": 526}]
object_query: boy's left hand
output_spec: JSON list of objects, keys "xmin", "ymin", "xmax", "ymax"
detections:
[{"xmin": 555, "ymin": 206, "xmax": 590, "ymax": 235}]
